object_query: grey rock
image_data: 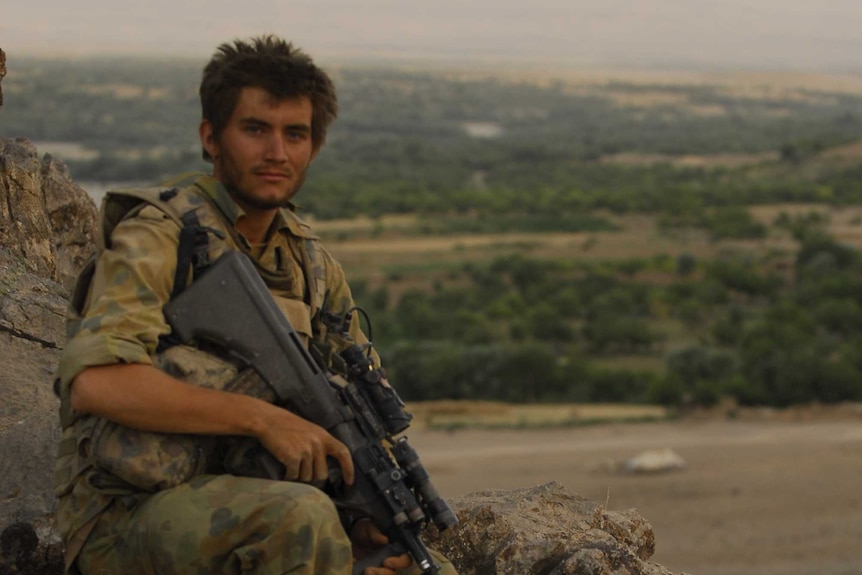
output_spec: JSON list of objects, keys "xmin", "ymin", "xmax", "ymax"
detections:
[
  {"xmin": 624, "ymin": 448, "xmax": 687, "ymax": 474},
  {"xmin": 0, "ymin": 517, "xmax": 63, "ymax": 575},
  {"xmin": 39, "ymin": 153, "xmax": 99, "ymax": 290},
  {"xmin": 0, "ymin": 271, "xmax": 68, "ymax": 350},
  {"xmin": 0, "ymin": 137, "xmax": 96, "ymax": 292},
  {"xmin": 0, "ymin": 137, "xmax": 95, "ymax": 575},
  {"xmin": 0, "ymin": 330, "xmax": 63, "ymax": 523},
  {"xmin": 424, "ymin": 482, "xmax": 685, "ymax": 575}
]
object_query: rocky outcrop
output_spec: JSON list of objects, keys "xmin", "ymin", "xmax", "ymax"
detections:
[
  {"xmin": 0, "ymin": 138, "xmax": 94, "ymax": 574},
  {"xmin": 426, "ymin": 482, "xmax": 680, "ymax": 575},
  {"xmin": 0, "ymin": 138, "xmax": 682, "ymax": 574},
  {"xmin": 0, "ymin": 138, "xmax": 97, "ymax": 292}
]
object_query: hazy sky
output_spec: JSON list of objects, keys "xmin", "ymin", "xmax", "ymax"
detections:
[{"xmin": 4, "ymin": 0, "xmax": 862, "ymax": 70}]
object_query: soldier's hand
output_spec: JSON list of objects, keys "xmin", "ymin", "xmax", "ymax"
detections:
[
  {"xmin": 351, "ymin": 519, "xmax": 412, "ymax": 575},
  {"xmin": 257, "ymin": 405, "xmax": 354, "ymax": 485}
]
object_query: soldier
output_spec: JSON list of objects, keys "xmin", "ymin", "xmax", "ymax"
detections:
[{"xmin": 53, "ymin": 36, "xmax": 456, "ymax": 575}]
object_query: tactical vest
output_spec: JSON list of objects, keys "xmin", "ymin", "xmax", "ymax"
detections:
[
  {"xmin": 53, "ymin": 178, "xmax": 335, "ymax": 566},
  {"xmin": 65, "ymin": 178, "xmax": 330, "ymax": 356}
]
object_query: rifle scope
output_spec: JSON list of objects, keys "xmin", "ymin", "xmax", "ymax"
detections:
[{"xmin": 341, "ymin": 344, "xmax": 412, "ymax": 435}]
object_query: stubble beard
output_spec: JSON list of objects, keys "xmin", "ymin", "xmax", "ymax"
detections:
[{"xmin": 216, "ymin": 148, "xmax": 307, "ymax": 211}]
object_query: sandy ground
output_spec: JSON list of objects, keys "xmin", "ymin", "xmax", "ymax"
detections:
[{"xmin": 406, "ymin": 416, "xmax": 862, "ymax": 575}]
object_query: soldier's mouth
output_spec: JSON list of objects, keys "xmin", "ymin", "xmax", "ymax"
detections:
[{"xmin": 256, "ymin": 171, "xmax": 291, "ymax": 183}]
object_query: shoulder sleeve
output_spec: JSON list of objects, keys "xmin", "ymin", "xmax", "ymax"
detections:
[{"xmin": 57, "ymin": 206, "xmax": 181, "ymax": 394}]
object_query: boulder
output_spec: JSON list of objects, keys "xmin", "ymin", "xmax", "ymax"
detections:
[
  {"xmin": 624, "ymin": 448, "xmax": 687, "ymax": 474},
  {"xmin": 0, "ymin": 138, "xmax": 96, "ymax": 575},
  {"xmin": 0, "ymin": 138, "xmax": 97, "ymax": 292},
  {"xmin": 426, "ymin": 482, "xmax": 683, "ymax": 575},
  {"xmin": 0, "ymin": 138, "xmax": 682, "ymax": 574}
]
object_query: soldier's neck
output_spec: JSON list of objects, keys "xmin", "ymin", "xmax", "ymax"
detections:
[{"xmin": 236, "ymin": 211, "xmax": 277, "ymax": 245}]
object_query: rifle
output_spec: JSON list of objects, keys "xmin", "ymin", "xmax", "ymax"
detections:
[{"xmin": 163, "ymin": 250, "xmax": 457, "ymax": 574}]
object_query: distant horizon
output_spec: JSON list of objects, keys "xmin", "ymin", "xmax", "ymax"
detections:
[
  {"xmin": 7, "ymin": 50, "xmax": 862, "ymax": 77},
  {"xmin": 5, "ymin": 0, "xmax": 862, "ymax": 74}
]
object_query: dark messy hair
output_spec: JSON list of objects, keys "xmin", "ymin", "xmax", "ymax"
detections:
[{"xmin": 199, "ymin": 35, "xmax": 338, "ymax": 160}]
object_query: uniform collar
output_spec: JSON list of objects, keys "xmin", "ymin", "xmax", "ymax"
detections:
[{"xmin": 192, "ymin": 173, "xmax": 319, "ymax": 240}]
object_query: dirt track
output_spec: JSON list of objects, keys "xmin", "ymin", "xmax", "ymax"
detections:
[{"xmin": 407, "ymin": 417, "xmax": 862, "ymax": 575}]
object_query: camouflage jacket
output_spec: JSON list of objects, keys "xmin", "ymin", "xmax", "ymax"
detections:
[{"xmin": 53, "ymin": 173, "xmax": 373, "ymax": 572}]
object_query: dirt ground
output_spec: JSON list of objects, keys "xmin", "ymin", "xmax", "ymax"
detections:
[{"xmin": 406, "ymin": 413, "xmax": 862, "ymax": 575}]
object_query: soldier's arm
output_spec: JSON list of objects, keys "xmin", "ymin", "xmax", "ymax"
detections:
[
  {"xmin": 64, "ymin": 208, "xmax": 353, "ymax": 484},
  {"xmin": 70, "ymin": 363, "xmax": 354, "ymax": 484},
  {"xmin": 57, "ymin": 207, "xmax": 180, "ymax": 392}
]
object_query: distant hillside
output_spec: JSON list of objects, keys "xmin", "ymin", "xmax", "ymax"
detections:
[{"xmin": 7, "ymin": 60, "xmax": 862, "ymax": 221}]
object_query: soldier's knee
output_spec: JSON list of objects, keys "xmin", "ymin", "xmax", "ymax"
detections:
[
  {"xmin": 219, "ymin": 481, "xmax": 351, "ymax": 574},
  {"xmin": 281, "ymin": 483, "xmax": 343, "ymax": 531},
  {"xmin": 265, "ymin": 483, "xmax": 352, "ymax": 569}
]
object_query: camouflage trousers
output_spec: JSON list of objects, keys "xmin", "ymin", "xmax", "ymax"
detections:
[{"xmin": 75, "ymin": 474, "xmax": 456, "ymax": 575}]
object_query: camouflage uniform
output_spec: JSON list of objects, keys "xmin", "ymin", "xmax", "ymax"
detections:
[{"xmin": 54, "ymin": 173, "xmax": 456, "ymax": 575}]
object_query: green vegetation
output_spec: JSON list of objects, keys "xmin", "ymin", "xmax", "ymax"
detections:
[
  {"xmin": 9, "ymin": 60, "xmax": 862, "ymax": 222},
  {"xmin": 6, "ymin": 59, "xmax": 862, "ymax": 408},
  {"xmin": 358, "ymin": 226, "xmax": 862, "ymax": 407}
]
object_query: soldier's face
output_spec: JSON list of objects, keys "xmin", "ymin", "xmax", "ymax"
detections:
[{"xmin": 200, "ymin": 86, "xmax": 317, "ymax": 211}]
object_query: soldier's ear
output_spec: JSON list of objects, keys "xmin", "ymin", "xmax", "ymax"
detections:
[{"xmin": 199, "ymin": 120, "xmax": 219, "ymax": 159}]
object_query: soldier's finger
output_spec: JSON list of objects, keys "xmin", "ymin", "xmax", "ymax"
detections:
[
  {"xmin": 364, "ymin": 558, "xmax": 410, "ymax": 575},
  {"xmin": 328, "ymin": 438, "xmax": 354, "ymax": 485},
  {"xmin": 351, "ymin": 518, "xmax": 387, "ymax": 547},
  {"xmin": 313, "ymin": 450, "xmax": 329, "ymax": 482},
  {"xmin": 282, "ymin": 458, "xmax": 300, "ymax": 481},
  {"xmin": 382, "ymin": 553, "xmax": 412, "ymax": 570},
  {"xmin": 364, "ymin": 521, "xmax": 389, "ymax": 546},
  {"xmin": 298, "ymin": 456, "xmax": 313, "ymax": 483}
]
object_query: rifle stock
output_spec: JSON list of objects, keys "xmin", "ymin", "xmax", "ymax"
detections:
[{"xmin": 163, "ymin": 251, "xmax": 456, "ymax": 575}]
